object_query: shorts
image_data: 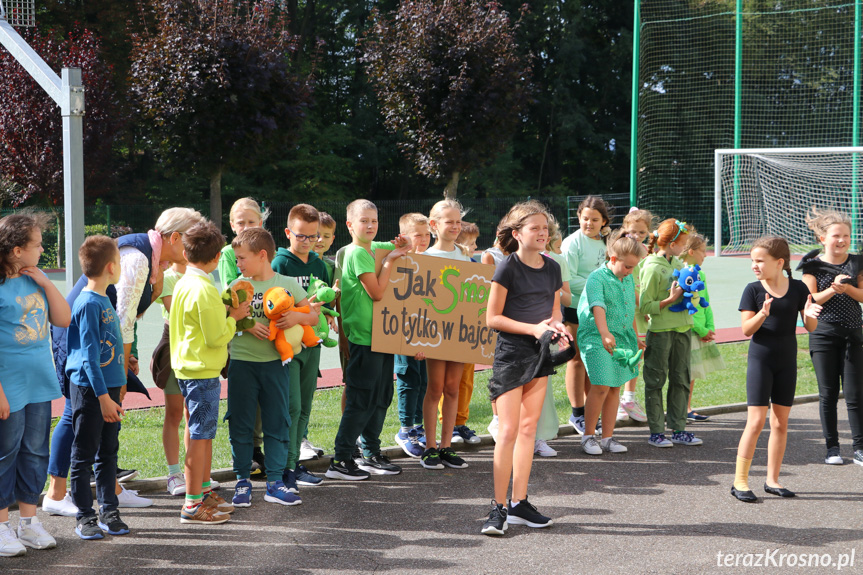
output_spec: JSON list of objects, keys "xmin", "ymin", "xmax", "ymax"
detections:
[
  {"xmin": 177, "ymin": 377, "xmax": 221, "ymax": 439},
  {"xmin": 563, "ymin": 306, "xmax": 579, "ymax": 324},
  {"xmin": 163, "ymin": 372, "xmax": 181, "ymax": 395}
]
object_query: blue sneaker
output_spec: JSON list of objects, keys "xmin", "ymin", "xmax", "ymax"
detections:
[
  {"xmin": 295, "ymin": 465, "xmax": 323, "ymax": 486},
  {"xmin": 414, "ymin": 425, "xmax": 427, "ymax": 448},
  {"xmin": 395, "ymin": 428, "xmax": 424, "ymax": 458},
  {"xmin": 648, "ymin": 433, "xmax": 673, "ymax": 448},
  {"xmin": 264, "ymin": 481, "xmax": 301, "ymax": 506},
  {"xmin": 670, "ymin": 431, "xmax": 703, "ymax": 446},
  {"xmin": 283, "ymin": 469, "xmax": 299, "ymax": 494},
  {"xmin": 455, "ymin": 425, "xmax": 482, "ymax": 445},
  {"xmin": 232, "ymin": 479, "xmax": 252, "ymax": 508}
]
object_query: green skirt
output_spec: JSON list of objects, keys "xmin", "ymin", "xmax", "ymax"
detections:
[{"xmin": 690, "ymin": 333, "xmax": 726, "ymax": 380}]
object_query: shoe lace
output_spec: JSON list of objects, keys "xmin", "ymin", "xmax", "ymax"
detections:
[
  {"xmin": 676, "ymin": 431, "xmax": 693, "ymax": 441},
  {"xmin": 0, "ymin": 525, "xmax": 18, "ymax": 543},
  {"xmin": 235, "ymin": 485, "xmax": 250, "ymax": 496}
]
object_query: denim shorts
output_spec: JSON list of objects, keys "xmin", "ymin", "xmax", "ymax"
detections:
[
  {"xmin": 177, "ymin": 377, "xmax": 221, "ymax": 440},
  {"xmin": 0, "ymin": 401, "xmax": 52, "ymax": 508}
]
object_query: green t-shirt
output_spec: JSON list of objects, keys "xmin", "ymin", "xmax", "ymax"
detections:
[
  {"xmin": 340, "ymin": 243, "xmax": 377, "ymax": 346},
  {"xmin": 560, "ymin": 230, "xmax": 607, "ymax": 310},
  {"xmin": 229, "ymin": 274, "xmax": 307, "ymax": 362},
  {"xmin": 157, "ymin": 268, "xmax": 182, "ymax": 321},
  {"xmin": 218, "ymin": 245, "xmax": 240, "ymax": 291}
]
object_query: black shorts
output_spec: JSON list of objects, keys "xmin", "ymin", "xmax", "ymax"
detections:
[
  {"xmin": 746, "ymin": 338, "xmax": 797, "ymax": 407},
  {"xmin": 563, "ymin": 306, "xmax": 579, "ymax": 324}
]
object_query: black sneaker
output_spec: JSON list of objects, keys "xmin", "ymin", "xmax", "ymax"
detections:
[
  {"xmin": 352, "ymin": 446, "xmax": 363, "ymax": 466},
  {"xmin": 325, "ymin": 458, "xmax": 370, "ymax": 481},
  {"xmin": 481, "ymin": 500, "xmax": 508, "ymax": 536},
  {"xmin": 75, "ymin": 516, "xmax": 104, "ymax": 540},
  {"xmin": 420, "ymin": 448, "xmax": 444, "ymax": 470},
  {"xmin": 358, "ymin": 454, "xmax": 402, "ymax": 475},
  {"xmin": 116, "ymin": 468, "xmax": 139, "ymax": 483},
  {"xmin": 439, "ymin": 447, "xmax": 468, "ymax": 469},
  {"xmin": 97, "ymin": 509, "xmax": 129, "ymax": 535},
  {"xmin": 506, "ymin": 496, "xmax": 553, "ymax": 528},
  {"xmin": 250, "ymin": 447, "xmax": 266, "ymax": 477}
]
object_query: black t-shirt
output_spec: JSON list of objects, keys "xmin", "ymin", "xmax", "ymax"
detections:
[
  {"xmin": 492, "ymin": 253, "xmax": 562, "ymax": 325},
  {"xmin": 739, "ymin": 279, "xmax": 810, "ymax": 342},
  {"xmin": 798, "ymin": 252, "xmax": 863, "ymax": 329}
]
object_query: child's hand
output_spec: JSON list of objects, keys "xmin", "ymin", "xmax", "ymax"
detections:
[
  {"xmin": 760, "ymin": 295, "xmax": 773, "ymax": 317},
  {"xmin": 18, "ymin": 266, "xmax": 51, "ymax": 288},
  {"xmin": 229, "ymin": 299, "xmax": 251, "ymax": 322},
  {"xmin": 669, "ymin": 281, "xmax": 684, "ymax": 300},
  {"xmin": 390, "ymin": 234, "xmax": 410, "ymax": 250},
  {"xmin": 832, "ymin": 274, "xmax": 849, "ymax": 294},
  {"xmin": 601, "ymin": 331, "xmax": 616, "ymax": 354},
  {"xmin": 637, "ymin": 338, "xmax": 647, "ymax": 351},
  {"xmin": 414, "ymin": 351, "xmax": 426, "ymax": 361},
  {"xmin": 128, "ymin": 354, "xmax": 139, "ymax": 376},
  {"xmin": 386, "ymin": 243, "xmax": 411, "ymax": 261},
  {"xmin": 99, "ymin": 394, "xmax": 125, "ymax": 423},
  {"xmin": 247, "ymin": 321, "xmax": 269, "ymax": 340},
  {"xmin": 0, "ymin": 392, "xmax": 9, "ymax": 420},
  {"xmin": 804, "ymin": 294, "xmax": 822, "ymax": 319},
  {"xmin": 326, "ymin": 314, "xmax": 339, "ymax": 333}
]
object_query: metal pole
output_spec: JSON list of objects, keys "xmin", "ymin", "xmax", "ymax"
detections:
[
  {"xmin": 61, "ymin": 68, "xmax": 85, "ymax": 287},
  {"xmin": 715, "ymin": 151, "xmax": 723, "ymax": 257},
  {"xmin": 629, "ymin": 0, "xmax": 641, "ymax": 208},
  {"xmin": 732, "ymin": 0, "xmax": 743, "ymax": 227},
  {"xmin": 853, "ymin": 0, "xmax": 861, "ymax": 248}
]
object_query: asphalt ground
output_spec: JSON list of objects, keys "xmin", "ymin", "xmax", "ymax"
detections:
[{"xmin": 8, "ymin": 400, "xmax": 863, "ymax": 575}]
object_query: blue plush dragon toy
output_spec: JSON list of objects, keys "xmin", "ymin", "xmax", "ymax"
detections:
[{"xmin": 669, "ymin": 264, "xmax": 709, "ymax": 315}]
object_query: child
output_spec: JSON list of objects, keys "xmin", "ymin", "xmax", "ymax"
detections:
[
  {"xmin": 578, "ymin": 231, "xmax": 646, "ymax": 456},
  {"xmin": 313, "ymin": 211, "xmax": 338, "ymax": 285},
  {"xmin": 682, "ymin": 233, "xmax": 725, "ymax": 422},
  {"xmin": 326, "ymin": 200, "xmax": 410, "ymax": 480},
  {"xmin": 732, "ymin": 237, "xmax": 820, "ymax": 501},
  {"xmin": 230, "ymin": 227, "xmax": 319, "ymax": 506},
  {"xmin": 66, "ymin": 236, "xmax": 129, "ymax": 539},
  {"xmin": 270, "ymin": 205, "xmax": 330, "ymax": 489},
  {"xmin": 799, "ymin": 209, "xmax": 863, "ymax": 466},
  {"xmin": 639, "ymin": 218, "xmax": 700, "ymax": 448},
  {"xmin": 170, "ymin": 220, "xmax": 250, "ymax": 524},
  {"xmin": 482, "ymin": 200, "xmax": 568, "ymax": 536},
  {"xmin": 420, "ymin": 199, "xmax": 472, "ymax": 470},
  {"xmin": 0, "ymin": 213, "xmax": 70, "ymax": 557},
  {"xmin": 560, "ymin": 196, "xmax": 611, "ymax": 435}
]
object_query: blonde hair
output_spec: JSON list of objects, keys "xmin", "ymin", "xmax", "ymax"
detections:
[
  {"xmin": 606, "ymin": 229, "xmax": 647, "ymax": 261},
  {"xmin": 230, "ymin": 197, "xmax": 270, "ymax": 225},
  {"xmin": 346, "ymin": 199, "xmax": 377, "ymax": 221},
  {"xmin": 399, "ymin": 213, "xmax": 430, "ymax": 234},
  {"xmin": 546, "ymin": 213, "xmax": 561, "ymax": 249},
  {"xmin": 154, "ymin": 207, "xmax": 205, "ymax": 236},
  {"xmin": 805, "ymin": 207, "xmax": 852, "ymax": 240},
  {"xmin": 623, "ymin": 208, "xmax": 656, "ymax": 234},
  {"xmin": 457, "ymin": 221, "xmax": 479, "ymax": 244},
  {"xmin": 429, "ymin": 198, "xmax": 467, "ymax": 226},
  {"xmin": 497, "ymin": 200, "xmax": 552, "ymax": 255},
  {"xmin": 684, "ymin": 233, "xmax": 707, "ymax": 253}
]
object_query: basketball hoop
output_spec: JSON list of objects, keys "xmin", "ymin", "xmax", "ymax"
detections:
[{"xmin": 0, "ymin": 0, "xmax": 35, "ymax": 28}]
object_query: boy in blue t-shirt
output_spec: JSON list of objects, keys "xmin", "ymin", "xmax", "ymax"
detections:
[{"xmin": 66, "ymin": 236, "xmax": 128, "ymax": 540}]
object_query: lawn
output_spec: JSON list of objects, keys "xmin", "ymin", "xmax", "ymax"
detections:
[{"xmin": 68, "ymin": 336, "xmax": 817, "ymax": 481}]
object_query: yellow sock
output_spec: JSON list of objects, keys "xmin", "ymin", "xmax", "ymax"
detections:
[{"xmin": 733, "ymin": 456, "xmax": 752, "ymax": 491}]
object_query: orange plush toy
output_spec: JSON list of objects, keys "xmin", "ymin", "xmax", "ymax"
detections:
[{"xmin": 262, "ymin": 287, "xmax": 321, "ymax": 364}]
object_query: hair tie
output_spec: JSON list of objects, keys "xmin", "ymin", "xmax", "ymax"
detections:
[
  {"xmin": 629, "ymin": 206, "xmax": 639, "ymax": 213},
  {"xmin": 600, "ymin": 226, "xmax": 611, "ymax": 237},
  {"xmin": 652, "ymin": 230, "xmax": 659, "ymax": 238}
]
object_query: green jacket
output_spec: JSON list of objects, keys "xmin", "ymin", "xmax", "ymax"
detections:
[
  {"xmin": 638, "ymin": 254, "xmax": 693, "ymax": 333},
  {"xmin": 691, "ymin": 269, "xmax": 715, "ymax": 337}
]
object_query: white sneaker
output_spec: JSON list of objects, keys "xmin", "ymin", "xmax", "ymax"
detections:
[
  {"xmin": 534, "ymin": 439, "xmax": 558, "ymax": 457},
  {"xmin": 300, "ymin": 439, "xmax": 320, "ymax": 461},
  {"xmin": 42, "ymin": 491, "xmax": 78, "ymax": 517},
  {"xmin": 616, "ymin": 404, "xmax": 630, "ymax": 422},
  {"xmin": 487, "ymin": 417, "xmax": 499, "ymax": 443},
  {"xmin": 208, "ymin": 478, "xmax": 220, "ymax": 490},
  {"xmin": 117, "ymin": 485, "xmax": 153, "ymax": 508},
  {"xmin": 17, "ymin": 518, "xmax": 56, "ymax": 550},
  {"xmin": 601, "ymin": 437, "xmax": 628, "ymax": 453},
  {"xmin": 0, "ymin": 522, "xmax": 26, "ymax": 557},
  {"xmin": 167, "ymin": 473, "xmax": 186, "ymax": 496},
  {"xmin": 581, "ymin": 435, "xmax": 603, "ymax": 456},
  {"xmin": 621, "ymin": 400, "xmax": 648, "ymax": 423}
]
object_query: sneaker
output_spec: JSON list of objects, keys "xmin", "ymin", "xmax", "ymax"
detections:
[
  {"xmin": 854, "ymin": 450, "xmax": 863, "ymax": 466},
  {"xmin": 351, "ymin": 446, "xmax": 363, "ymax": 466},
  {"xmin": 455, "ymin": 425, "xmax": 482, "ymax": 445},
  {"xmin": 569, "ymin": 414, "xmax": 585, "ymax": 435},
  {"xmin": 534, "ymin": 439, "xmax": 558, "ymax": 457},
  {"xmin": 304, "ymin": 438, "xmax": 325, "ymax": 456},
  {"xmin": 0, "ymin": 522, "xmax": 26, "ymax": 556},
  {"xmin": 208, "ymin": 478, "xmax": 221, "ymax": 490},
  {"xmin": 825, "ymin": 447, "xmax": 843, "ymax": 465},
  {"xmin": 299, "ymin": 439, "xmax": 320, "ymax": 461},
  {"xmin": 581, "ymin": 435, "xmax": 602, "ymax": 456},
  {"xmin": 97, "ymin": 509, "xmax": 129, "ymax": 536},
  {"xmin": 616, "ymin": 404, "xmax": 630, "ymax": 422},
  {"xmin": 487, "ymin": 417, "xmax": 499, "ymax": 443},
  {"xmin": 264, "ymin": 481, "xmax": 302, "ymax": 506},
  {"xmin": 17, "ymin": 517, "xmax": 56, "ymax": 549},
  {"xmin": 414, "ymin": 425, "xmax": 427, "ymax": 448},
  {"xmin": 670, "ymin": 431, "xmax": 703, "ymax": 446},
  {"xmin": 232, "ymin": 479, "xmax": 252, "ymax": 508},
  {"xmin": 648, "ymin": 433, "xmax": 673, "ymax": 448},
  {"xmin": 117, "ymin": 485, "xmax": 153, "ymax": 508},
  {"xmin": 250, "ymin": 447, "xmax": 266, "ymax": 477},
  {"xmin": 439, "ymin": 447, "xmax": 468, "ymax": 469},
  {"xmin": 481, "ymin": 500, "xmax": 508, "ymax": 536},
  {"xmin": 203, "ymin": 491, "xmax": 234, "ymax": 514},
  {"xmin": 450, "ymin": 427, "xmax": 464, "ymax": 445},
  {"xmin": 284, "ymin": 469, "xmax": 299, "ymax": 494},
  {"xmin": 420, "ymin": 448, "xmax": 445, "ymax": 470},
  {"xmin": 296, "ymin": 465, "xmax": 323, "ymax": 486},
  {"xmin": 116, "ymin": 468, "xmax": 138, "ymax": 483},
  {"xmin": 180, "ymin": 503, "xmax": 230, "ymax": 524},
  {"xmin": 620, "ymin": 400, "xmax": 648, "ymax": 423},
  {"xmin": 395, "ymin": 428, "xmax": 424, "ymax": 458},
  {"xmin": 358, "ymin": 454, "xmax": 402, "ymax": 475},
  {"xmin": 42, "ymin": 491, "xmax": 78, "ymax": 517},
  {"xmin": 167, "ymin": 473, "xmax": 186, "ymax": 496},
  {"xmin": 325, "ymin": 458, "xmax": 370, "ymax": 481},
  {"xmin": 75, "ymin": 515, "xmax": 104, "ymax": 540},
  {"xmin": 687, "ymin": 411, "xmax": 710, "ymax": 422},
  {"xmin": 507, "ymin": 496, "xmax": 553, "ymax": 528},
  {"xmin": 601, "ymin": 436, "xmax": 628, "ymax": 453}
]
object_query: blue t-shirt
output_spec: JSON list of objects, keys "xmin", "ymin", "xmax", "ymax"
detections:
[
  {"xmin": 0, "ymin": 275, "xmax": 61, "ymax": 412},
  {"xmin": 65, "ymin": 290, "xmax": 125, "ymax": 397}
]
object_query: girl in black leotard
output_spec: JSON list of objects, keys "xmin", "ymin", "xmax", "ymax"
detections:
[{"xmin": 732, "ymin": 237, "xmax": 821, "ymax": 502}]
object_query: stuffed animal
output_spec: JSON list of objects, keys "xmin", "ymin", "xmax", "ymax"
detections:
[
  {"xmin": 612, "ymin": 347, "xmax": 643, "ymax": 369},
  {"xmin": 262, "ymin": 287, "xmax": 321, "ymax": 364},
  {"xmin": 221, "ymin": 280, "xmax": 256, "ymax": 331},
  {"xmin": 669, "ymin": 264, "xmax": 710, "ymax": 315},
  {"xmin": 306, "ymin": 275, "xmax": 340, "ymax": 348}
]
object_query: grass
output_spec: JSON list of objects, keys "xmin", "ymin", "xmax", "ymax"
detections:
[{"xmin": 64, "ymin": 336, "xmax": 817, "ymax": 481}]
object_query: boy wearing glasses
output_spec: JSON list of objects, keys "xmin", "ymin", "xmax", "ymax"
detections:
[{"xmin": 271, "ymin": 204, "xmax": 331, "ymax": 490}]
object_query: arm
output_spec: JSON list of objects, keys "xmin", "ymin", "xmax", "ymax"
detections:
[
  {"xmin": 829, "ymin": 271, "xmax": 863, "ymax": 303},
  {"xmin": 0, "ymin": 380, "xmax": 9, "ymax": 420},
  {"xmin": 481, "ymin": 252, "xmax": 495, "ymax": 265},
  {"xmin": 593, "ymin": 306, "xmax": 616, "ymax": 353},
  {"xmin": 802, "ymin": 273, "xmax": 835, "ymax": 305},
  {"xmin": 78, "ymin": 305, "xmax": 110, "ymax": 398},
  {"xmin": 18, "ymin": 267, "xmax": 71, "ymax": 327},
  {"xmin": 359, "ymin": 245, "xmax": 410, "ymax": 301},
  {"xmin": 638, "ymin": 266, "xmax": 684, "ymax": 316},
  {"xmin": 802, "ymin": 293, "xmax": 820, "ymax": 332},
  {"xmin": 486, "ymin": 283, "xmax": 566, "ymax": 339},
  {"xmin": 115, "ymin": 250, "xmax": 149, "ymax": 376},
  {"xmin": 197, "ymin": 291, "xmax": 241, "ymax": 349},
  {"xmin": 559, "ymin": 282, "xmax": 572, "ymax": 308}
]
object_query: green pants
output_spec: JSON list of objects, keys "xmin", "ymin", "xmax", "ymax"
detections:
[
  {"xmin": 643, "ymin": 330, "xmax": 692, "ymax": 434},
  {"xmin": 226, "ymin": 359, "xmax": 290, "ymax": 479},
  {"xmin": 333, "ymin": 343, "xmax": 395, "ymax": 461},
  {"xmin": 286, "ymin": 345, "xmax": 321, "ymax": 470}
]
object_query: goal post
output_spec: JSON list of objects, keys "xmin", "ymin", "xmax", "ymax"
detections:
[{"xmin": 714, "ymin": 147, "xmax": 863, "ymax": 257}]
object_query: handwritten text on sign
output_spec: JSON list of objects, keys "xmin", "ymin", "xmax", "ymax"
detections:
[{"xmin": 371, "ymin": 252, "xmax": 496, "ymax": 364}]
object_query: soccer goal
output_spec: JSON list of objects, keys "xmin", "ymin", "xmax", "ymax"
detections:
[{"xmin": 714, "ymin": 147, "xmax": 863, "ymax": 256}]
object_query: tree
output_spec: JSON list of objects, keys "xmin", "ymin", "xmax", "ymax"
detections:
[
  {"xmin": 129, "ymin": 0, "xmax": 312, "ymax": 226},
  {"xmin": 364, "ymin": 0, "xmax": 532, "ymax": 198},
  {"xmin": 0, "ymin": 27, "xmax": 122, "ymax": 205}
]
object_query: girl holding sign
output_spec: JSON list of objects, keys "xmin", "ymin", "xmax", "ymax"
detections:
[{"xmin": 482, "ymin": 200, "xmax": 570, "ymax": 536}]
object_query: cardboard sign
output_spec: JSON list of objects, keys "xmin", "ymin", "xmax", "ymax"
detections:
[{"xmin": 371, "ymin": 252, "xmax": 496, "ymax": 364}]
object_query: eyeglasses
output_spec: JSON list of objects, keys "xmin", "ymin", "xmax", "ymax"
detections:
[{"xmin": 289, "ymin": 229, "xmax": 320, "ymax": 243}]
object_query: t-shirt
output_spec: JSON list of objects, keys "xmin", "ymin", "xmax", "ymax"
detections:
[
  {"xmin": 560, "ymin": 230, "xmax": 607, "ymax": 309},
  {"xmin": 157, "ymin": 268, "xmax": 183, "ymax": 321},
  {"xmin": 66, "ymin": 290, "xmax": 125, "ymax": 396},
  {"xmin": 423, "ymin": 245, "xmax": 473, "ymax": 262},
  {"xmin": 739, "ymin": 279, "xmax": 810, "ymax": 343},
  {"xmin": 340, "ymin": 244, "xmax": 378, "ymax": 346},
  {"xmin": 229, "ymin": 274, "xmax": 307, "ymax": 362},
  {"xmin": 271, "ymin": 248, "xmax": 331, "ymax": 291},
  {"xmin": 492, "ymin": 253, "xmax": 562, "ymax": 324},
  {"xmin": 798, "ymin": 252, "xmax": 863, "ymax": 330},
  {"xmin": 0, "ymin": 275, "xmax": 61, "ymax": 412},
  {"xmin": 544, "ymin": 251, "xmax": 571, "ymax": 283},
  {"xmin": 218, "ymin": 244, "xmax": 240, "ymax": 291}
]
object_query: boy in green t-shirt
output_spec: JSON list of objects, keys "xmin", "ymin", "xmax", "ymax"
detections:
[
  {"xmin": 228, "ymin": 228, "xmax": 320, "ymax": 508},
  {"xmin": 326, "ymin": 199, "xmax": 410, "ymax": 481},
  {"xmin": 312, "ymin": 211, "xmax": 338, "ymax": 285}
]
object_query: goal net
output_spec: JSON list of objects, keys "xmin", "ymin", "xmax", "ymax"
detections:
[{"xmin": 715, "ymin": 148, "xmax": 863, "ymax": 256}]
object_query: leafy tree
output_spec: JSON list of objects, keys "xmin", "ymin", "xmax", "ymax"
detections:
[
  {"xmin": 0, "ymin": 28, "xmax": 122, "ymax": 205},
  {"xmin": 364, "ymin": 0, "xmax": 532, "ymax": 198},
  {"xmin": 129, "ymin": 0, "xmax": 312, "ymax": 226}
]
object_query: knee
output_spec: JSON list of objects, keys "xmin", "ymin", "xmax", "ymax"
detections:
[
  {"xmin": 442, "ymin": 385, "xmax": 459, "ymax": 402},
  {"xmin": 770, "ymin": 417, "xmax": 788, "ymax": 434},
  {"xmin": 497, "ymin": 422, "xmax": 518, "ymax": 445},
  {"xmin": 518, "ymin": 418, "xmax": 538, "ymax": 437}
]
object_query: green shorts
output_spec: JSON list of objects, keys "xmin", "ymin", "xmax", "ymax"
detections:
[{"xmin": 163, "ymin": 371, "xmax": 182, "ymax": 395}]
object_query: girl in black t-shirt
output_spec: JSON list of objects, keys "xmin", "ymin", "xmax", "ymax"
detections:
[{"xmin": 732, "ymin": 237, "xmax": 820, "ymax": 503}]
